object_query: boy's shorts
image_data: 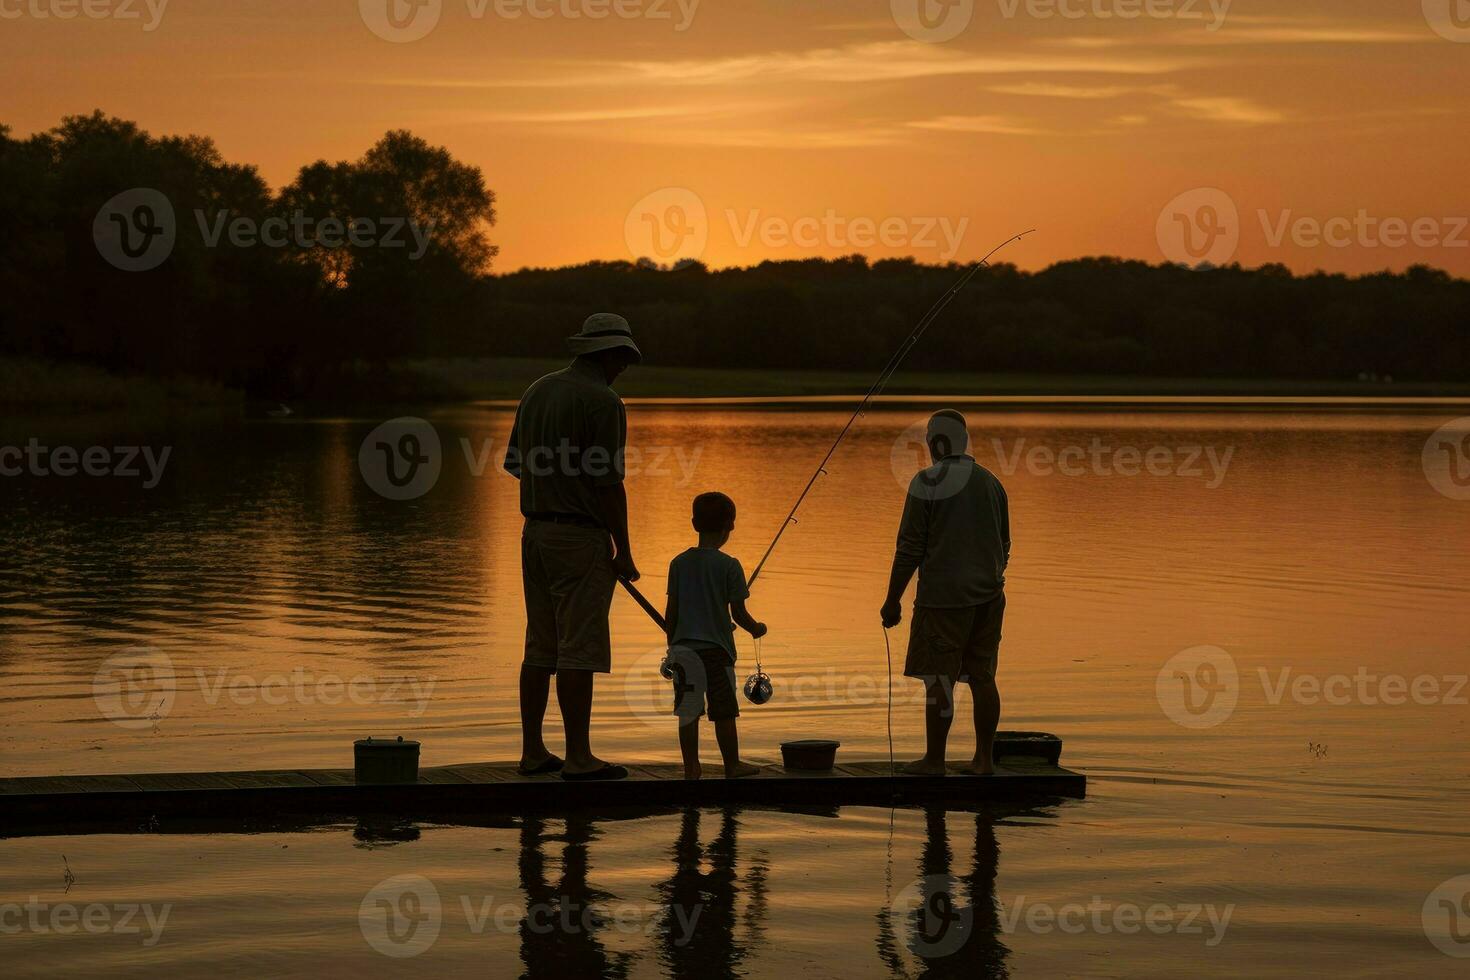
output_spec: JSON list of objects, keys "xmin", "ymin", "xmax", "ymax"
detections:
[
  {"xmin": 520, "ymin": 519, "xmax": 616, "ymax": 673},
  {"xmin": 668, "ymin": 644, "xmax": 740, "ymax": 724},
  {"xmin": 904, "ymin": 593, "xmax": 1005, "ymax": 684}
]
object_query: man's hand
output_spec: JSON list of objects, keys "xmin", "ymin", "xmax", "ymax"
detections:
[
  {"xmin": 749, "ymin": 621, "xmax": 768, "ymax": 639},
  {"xmin": 613, "ymin": 552, "xmax": 640, "ymax": 583},
  {"xmin": 881, "ymin": 598, "xmax": 903, "ymax": 629}
]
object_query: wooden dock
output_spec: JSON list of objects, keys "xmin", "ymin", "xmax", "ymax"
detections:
[{"xmin": 0, "ymin": 736, "xmax": 1084, "ymax": 835}]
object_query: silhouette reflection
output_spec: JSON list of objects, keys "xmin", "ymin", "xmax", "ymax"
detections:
[
  {"xmin": 654, "ymin": 807, "xmax": 769, "ymax": 979},
  {"xmin": 516, "ymin": 811, "xmax": 634, "ymax": 980},
  {"xmin": 876, "ymin": 807, "xmax": 1010, "ymax": 978}
]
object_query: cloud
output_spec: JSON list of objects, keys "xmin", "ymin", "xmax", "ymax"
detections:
[
  {"xmin": 907, "ymin": 115, "xmax": 1045, "ymax": 135},
  {"xmin": 1169, "ymin": 96, "xmax": 1285, "ymax": 125}
]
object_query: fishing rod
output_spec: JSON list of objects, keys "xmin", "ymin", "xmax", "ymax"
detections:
[{"xmin": 744, "ymin": 228, "xmax": 1034, "ymax": 589}]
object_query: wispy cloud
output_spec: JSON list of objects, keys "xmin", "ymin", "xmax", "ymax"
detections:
[
  {"xmin": 1169, "ymin": 95, "xmax": 1285, "ymax": 125},
  {"xmin": 987, "ymin": 81, "xmax": 1172, "ymax": 100},
  {"xmin": 908, "ymin": 115, "xmax": 1045, "ymax": 135}
]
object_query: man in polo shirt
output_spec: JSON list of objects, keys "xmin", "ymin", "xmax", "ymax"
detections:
[
  {"xmin": 504, "ymin": 313, "xmax": 642, "ymax": 781},
  {"xmin": 881, "ymin": 409, "xmax": 1011, "ymax": 776}
]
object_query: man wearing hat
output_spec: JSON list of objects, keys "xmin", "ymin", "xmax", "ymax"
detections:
[{"xmin": 503, "ymin": 313, "xmax": 643, "ymax": 781}]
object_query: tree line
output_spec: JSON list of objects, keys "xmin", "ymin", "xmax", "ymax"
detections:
[{"xmin": 2, "ymin": 112, "xmax": 1467, "ymax": 400}]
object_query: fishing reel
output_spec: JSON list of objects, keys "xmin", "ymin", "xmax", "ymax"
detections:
[
  {"xmin": 743, "ymin": 636, "xmax": 773, "ymax": 705},
  {"xmin": 743, "ymin": 669, "xmax": 773, "ymax": 706}
]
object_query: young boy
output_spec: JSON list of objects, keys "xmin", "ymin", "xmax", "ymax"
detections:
[{"xmin": 664, "ymin": 492, "xmax": 767, "ymax": 780}]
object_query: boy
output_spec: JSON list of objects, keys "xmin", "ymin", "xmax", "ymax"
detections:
[{"xmin": 664, "ymin": 492, "xmax": 767, "ymax": 780}]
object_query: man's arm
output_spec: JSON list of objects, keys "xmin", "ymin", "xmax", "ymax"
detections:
[
  {"xmin": 503, "ymin": 409, "xmax": 523, "ymax": 480},
  {"xmin": 593, "ymin": 482, "xmax": 638, "ymax": 582},
  {"xmin": 881, "ymin": 486, "xmax": 928, "ymax": 627}
]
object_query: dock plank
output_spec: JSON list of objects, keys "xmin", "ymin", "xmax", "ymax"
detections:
[{"xmin": 0, "ymin": 739, "xmax": 1084, "ymax": 833}]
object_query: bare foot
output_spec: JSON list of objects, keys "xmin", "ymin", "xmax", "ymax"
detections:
[
  {"xmin": 517, "ymin": 753, "xmax": 564, "ymax": 776},
  {"xmin": 561, "ymin": 755, "xmax": 613, "ymax": 777},
  {"xmin": 725, "ymin": 761, "xmax": 762, "ymax": 779},
  {"xmin": 684, "ymin": 763, "xmax": 703, "ymax": 780},
  {"xmin": 901, "ymin": 759, "xmax": 948, "ymax": 776},
  {"xmin": 962, "ymin": 759, "xmax": 996, "ymax": 776}
]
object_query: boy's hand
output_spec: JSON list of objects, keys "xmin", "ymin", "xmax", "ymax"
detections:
[
  {"xmin": 750, "ymin": 622, "xmax": 768, "ymax": 639},
  {"xmin": 880, "ymin": 599, "xmax": 903, "ymax": 629}
]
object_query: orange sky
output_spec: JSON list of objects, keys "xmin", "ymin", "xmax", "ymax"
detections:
[{"xmin": 4, "ymin": 0, "xmax": 1469, "ymax": 274}]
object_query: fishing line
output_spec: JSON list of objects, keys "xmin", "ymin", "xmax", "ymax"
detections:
[
  {"xmin": 883, "ymin": 626, "xmax": 895, "ymax": 775},
  {"xmin": 745, "ymin": 228, "xmax": 1035, "ymax": 590}
]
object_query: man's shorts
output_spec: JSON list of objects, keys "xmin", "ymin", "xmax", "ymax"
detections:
[
  {"xmin": 668, "ymin": 644, "xmax": 740, "ymax": 724},
  {"xmin": 521, "ymin": 519, "xmax": 616, "ymax": 673},
  {"xmin": 904, "ymin": 593, "xmax": 1006, "ymax": 684}
]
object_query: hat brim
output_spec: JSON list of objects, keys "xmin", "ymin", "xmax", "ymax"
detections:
[{"xmin": 568, "ymin": 335, "xmax": 643, "ymax": 363}]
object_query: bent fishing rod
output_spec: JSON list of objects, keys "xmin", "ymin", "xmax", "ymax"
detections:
[
  {"xmin": 616, "ymin": 228, "xmax": 1034, "ymax": 621},
  {"xmin": 744, "ymin": 227, "xmax": 1034, "ymax": 589}
]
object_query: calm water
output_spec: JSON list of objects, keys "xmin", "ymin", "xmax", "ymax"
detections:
[{"xmin": 2, "ymin": 401, "xmax": 1469, "ymax": 977}]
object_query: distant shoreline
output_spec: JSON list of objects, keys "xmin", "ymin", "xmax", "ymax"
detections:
[{"xmin": 6, "ymin": 356, "xmax": 1470, "ymax": 416}]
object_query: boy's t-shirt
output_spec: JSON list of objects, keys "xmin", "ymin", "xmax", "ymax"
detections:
[{"xmin": 667, "ymin": 547, "xmax": 749, "ymax": 661}]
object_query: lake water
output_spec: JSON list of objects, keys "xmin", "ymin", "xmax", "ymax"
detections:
[{"xmin": 2, "ymin": 400, "xmax": 1469, "ymax": 977}]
